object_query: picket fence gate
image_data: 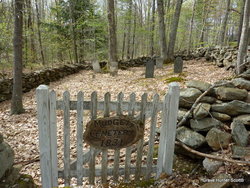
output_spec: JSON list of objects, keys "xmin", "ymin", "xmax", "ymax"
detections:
[{"xmin": 36, "ymin": 82, "xmax": 180, "ymax": 188}]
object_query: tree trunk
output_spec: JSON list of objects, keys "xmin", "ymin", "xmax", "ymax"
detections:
[
  {"xmin": 131, "ymin": 5, "xmax": 137, "ymax": 59},
  {"xmin": 237, "ymin": 0, "xmax": 246, "ymax": 47},
  {"xmin": 157, "ymin": 0, "xmax": 168, "ymax": 62},
  {"xmin": 236, "ymin": 0, "xmax": 250, "ymax": 74},
  {"xmin": 187, "ymin": 0, "xmax": 196, "ymax": 55},
  {"xmin": 11, "ymin": 0, "xmax": 25, "ymax": 114},
  {"xmin": 126, "ymin": 0, "xmax": 132, "ymax": 59},
  {"xmin": 167, "ymin": 0, "xmax": 183, "ymax": 61},
  {"xmin": 219, "ymin": 0, "xmax": 231, "ymax": 46},
  {"xmin": 149, "ymin": 0, "xmax": 156, "ymax": 56},
  {"xmin": 107, "ymin": 0, "xmax": 118, "ymax": 76},
  {"xmin": 69, "ymin": 0, "xmax": 78, "ymax": 64},
  {"xmin": 35, "ymin": 0, "xmax": 45, "ymax": 65},
  {"xmin": 199, "ymin": 0, "xmax": 211, "ymax": 47}
]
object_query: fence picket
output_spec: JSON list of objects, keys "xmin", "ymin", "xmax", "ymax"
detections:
[
  {"xmin": 124, "ymin": 93, "xmax": 136, "ymax": 182},
  {"xmin": 89, "ymin": 92, "xmax": 97, "ymax": 185},
  {"xmin": 135, "ymin": 93, "xmax": 147, "ymax": 181},
  {"xmin": 101, "ymin": 92, "xmax": 110, "ymax": 184},
  {"xmin": 146, "ymin": 94, "xmax": 159, "ymax": 180},
  {"xmin": 49, "ymin": 90, "xmax": 58, "ymax": 187},
  {"xmin": 36, "ymin": 85, "xmax": 52, "ymax": 188},
  {"xmin": 163, "ymin": 82, "xmax": 180, "ymax": 174},
  {"xmin": 76, "ymin": 92, "xmax": 84, "ymax": 185},
  {"xmin": 113, "ymin": 92, "xmax": 124, "ymax": 183},
  {"xmin": 156, "ymin": 94, "xmax": 170, "ymax": 178},
  {"xmin": 63, "ymin": 91, "xmax": 71, "ymax": 186}
]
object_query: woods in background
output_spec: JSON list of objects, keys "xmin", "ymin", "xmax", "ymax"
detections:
[{"xmin": 0, "ymin": 0, "xmax": 249, "ymax": 114}]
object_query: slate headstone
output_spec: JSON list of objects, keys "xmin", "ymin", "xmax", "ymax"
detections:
[
  {"xmin": 92, "ymin": 60, "xmax": 101, "ymax": 73},
  {"xmin": 156, "ymin": 57, "xmax": 163, "ymax": 69},
  {"xmin": 145, "ymin": 59, "xmax": 155, "ymax": 78},
  {"xmin": 174, "ymin": 57, "xmax": 183, "ymax": 73}
]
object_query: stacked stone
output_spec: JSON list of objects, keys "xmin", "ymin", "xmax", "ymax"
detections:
[
  {"xmin": 176, "ymin": 69, "xmax": 250, "ymax": 166},
  {"xmin": 182, "ymin": 46, "xmax": 250, "ymax": 71}
]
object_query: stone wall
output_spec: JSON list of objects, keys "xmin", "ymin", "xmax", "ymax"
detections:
[
  {"xmin": 179, "ymin": 46, "xmax": 250, "ymax": 71},
  {"xmin": 176, "ymin": 69, "xmax": 250, "ymax": 164},
  {"xmin": 0, "ymin": 63, "xmax": 91, "ymax": 102},
  {"xmin": 0, "ymin": 57, "xmax": 153, "ymax": 103}
]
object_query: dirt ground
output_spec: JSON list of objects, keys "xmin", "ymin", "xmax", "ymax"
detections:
[{"xmin": 0, "ymin": 59, "xmax": 234, "ymax": 187}]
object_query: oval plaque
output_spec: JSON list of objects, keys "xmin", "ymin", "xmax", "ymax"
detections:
[{"xmin": 84, "ymin": 116, "xmax": 144, "ymax": 149}]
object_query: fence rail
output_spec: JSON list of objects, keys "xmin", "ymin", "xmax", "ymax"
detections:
[{"xmin": 36, "ymin": 82, "xmax": 180, "ymax": 187}]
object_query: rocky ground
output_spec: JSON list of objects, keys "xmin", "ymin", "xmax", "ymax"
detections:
[{"xmin": 1, "ymin": 58, "xmax": 248, "ymax": 187}]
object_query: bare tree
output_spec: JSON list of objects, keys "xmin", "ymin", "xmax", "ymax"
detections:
[
  {"xmin": 157, "ymin": 0, "xmax": 168, "ymax": 62},
  {"xmin": 167, "ymin": 0, "xmax": 183, "ymax": 60},
  {"xmin": 35, "ymin": 0, "xmax": 45, "ymax": 65},
  {"xmin": 107, "ymin": 0, "xmax": 118, "ymax": 76},
  {"xmin": 187, "ymin": 0, "xmax": 196, "ymax": 55},
  {"xmin": 149, "ymin": 0, "xmax": 156, "ymax": 56},
  {"xmin": 219, "ymin": 0, "xmax": 231, "ymax": 46},
  {"xmin": 237, "ymin": 0, "xmax": 246, "ymax": 47},
  {"xmin": 11, "ymin": 0, "xmax": 25, "ymax": 114},
  {"xmin": 236, "ymin": 0, "xmax": 250, "ymax": 74}
]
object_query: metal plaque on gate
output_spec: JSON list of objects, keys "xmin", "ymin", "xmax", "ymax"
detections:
[{"xmin": 84, "ymin": 116, "xmax": 144, "ymax": 149}]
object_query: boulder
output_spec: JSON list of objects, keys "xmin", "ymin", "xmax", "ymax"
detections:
[
  {"xmin": 239, "ymin": 69, "xmax": 250, "ymax": 80},
  {"xmin": 206, "ymin": 128, "xmax": 232, "ymax": 151},
  {"xmin": 186, "ymin": 80, "xmax": 211, "ymax": 92},
  {"xmin": 210, "ymin": 112, "xmax": 231, "ymax": 122},
  {"xmin": 190, "ymin": 118, "xmax": 222, "ymax": 132},
  {"xmin": 211, "ymin": 100, "xmax": 250, "ymax": 116},
  {"xmin": 231, "ymin": 120, "xmax": 249, "ymax": 147},
  {"xmin": 202, "ymin": 158, "xmax": 223, "ymax": 174},
  {"xmin": 177, "ymin": 109, "xmax": 191, "ymax": 122},
  {"xmin": 215, "ymin": 87, "xmax": 248, "ymax": 101},
  {"xmin": 232, "ymin": 145, "xmax": 250, "ymax": 159},
  {"xmin": 0, "ymin": 142, "xmax": 14, "ymax": 179},
  {"xmin": 193, "ymin": 103, "xmax": 211, "ymax": 120},
  {"xmin": 200, "ymin": 96, "xmax": 217, "ymax": 104},
  {"xmin": 234, "ymin": 114, "xmax": 250, "ymax": 125},
  {"xmin": 179, "ymin": 88, "xmax": 202, "ymax": 108},
  {"xmin": 232, "ymin": 78, "xmax": 250, "ymax": 91},
  {"xmin": 176, "ymin": 127, "xmax": 206, "ymax": 149}
]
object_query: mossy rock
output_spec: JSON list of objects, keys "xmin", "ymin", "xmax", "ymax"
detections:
[
  {"xmin": 15, "ymin": 174, "xmax": 38, "ymax": 188},
  {"xmin": 162, "ymin": 76, "xmax": 185, "ymax": 83}
]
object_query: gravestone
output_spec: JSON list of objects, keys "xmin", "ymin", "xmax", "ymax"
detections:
[
  {"xmin": 174, "ymin": 57, "xmax": 183, "ymax": 73},
  {"xmin": 145, "ymin": 59, "xmax": 155, "ymax": 78},
  {"xmin": 156, "ymin": 57, "xmax": 163, "ymax": 69},
  {"xmin": 92, "ymin": 60, "xmax": 101, "ymax": 73}
]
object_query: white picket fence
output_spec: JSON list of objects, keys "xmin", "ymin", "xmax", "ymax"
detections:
[{"xmin": 36, "ymin": 82, "xmax": 180, "ymax": 188}]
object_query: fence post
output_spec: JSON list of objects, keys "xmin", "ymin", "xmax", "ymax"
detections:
[
  {"xmin": 36, "ymin": 85, "xmax": 52, "ymax": 188},
  {"xmin": 157, "ymin": 82, "xmax": 180, "ymax": 177}
]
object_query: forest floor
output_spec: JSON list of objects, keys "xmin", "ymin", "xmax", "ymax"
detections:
[{"xmin": 0, "ymin": 59, "xmax": 234, "ymax": 187}]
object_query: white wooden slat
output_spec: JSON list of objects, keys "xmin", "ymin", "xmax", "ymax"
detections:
[
  {"xmin": 56, "ymin": 100, "xmax": 163, "ymax": 114},
  {"xmin": 63, "ymin": 91, "xmax": 71, "ymax": 186},
  {"xmin": 89, "ymin": 91, "xmax": 97, "ymax": 185},
  {"xmin": 156, "ymin": 93, "xmax": 170, "ymax": 178},
  {"xmin": 101, "ymin": 92, "xmax": 110, "ymax": 184},
  {"xmin": 135, "ymin": 93, "xmax": 147, "ymax": 181},
  {"xmin": 76, "ymin": 92, "xmax": 84, "ymax": 185},
  {"xmin": 163, "ymin": 82, "xmax": 180, "ymax": 174},
  {"xmin": 58, "ymin": 165, "xmax": 158, "ymax": 178},
  {"xmin": 36, "ymin": 85, "xmax": 52, "ymax": 188},
  {"xmin": 49, "ymin": 90, "xmax": 58, "ymax": 187},
  {"xmin": 146, "ymin": 94, "xmax": 159, "ymax": 180},
  {"xmin": 124, "ymin": 93, "xmax": 136, "ymax": 182},
  {"xmin": 113, "ymin": 92, "xmax": 123, "ymax": 183}
]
